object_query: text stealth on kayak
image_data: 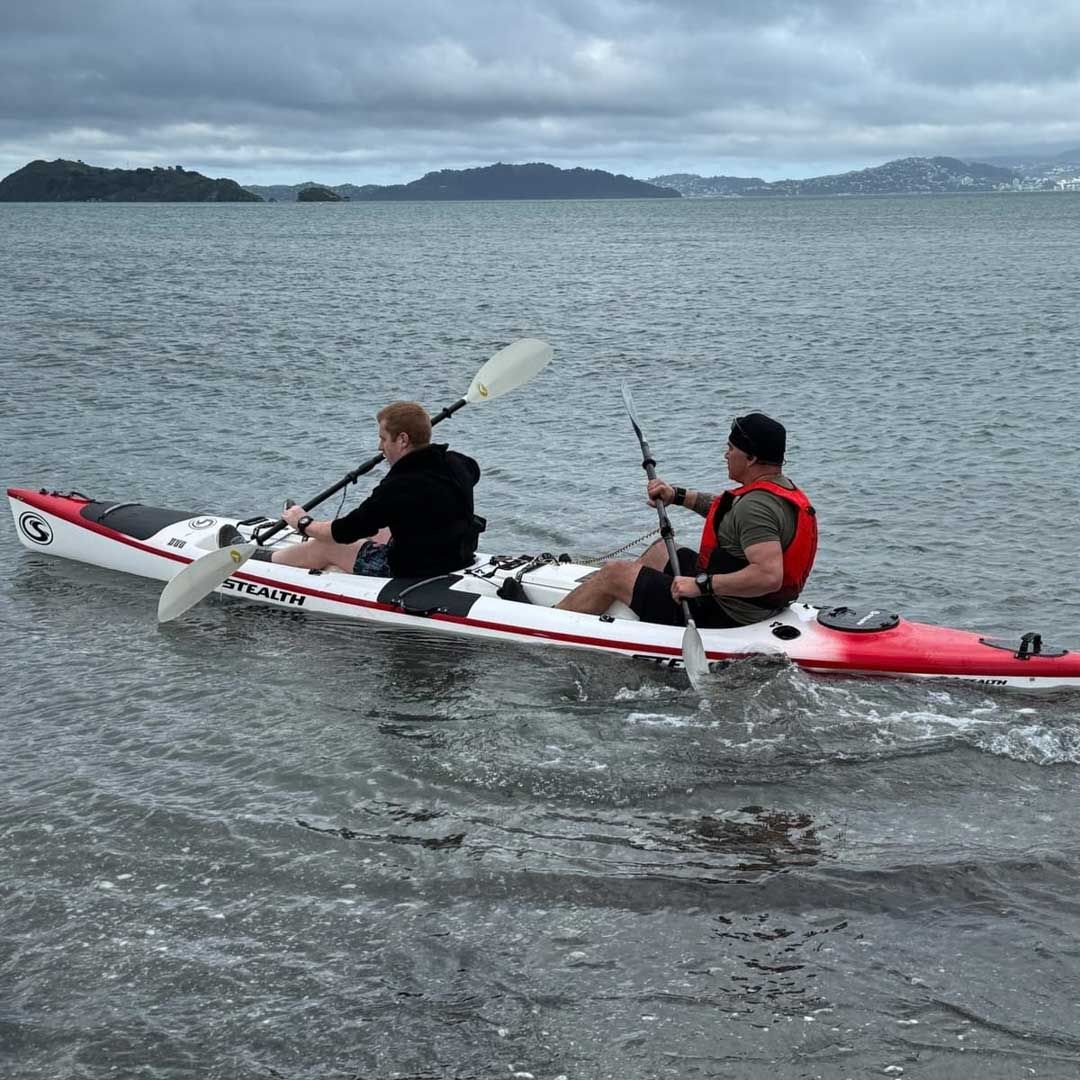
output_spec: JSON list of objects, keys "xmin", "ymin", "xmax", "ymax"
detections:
[{"xmin": 220, "ymin": 579, "xmax": 306, "ymax": 606}]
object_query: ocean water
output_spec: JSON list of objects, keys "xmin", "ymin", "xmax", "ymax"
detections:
[{"xmin": 2, "ymin": 193, "xmax": 1080, "ymax": 1078}]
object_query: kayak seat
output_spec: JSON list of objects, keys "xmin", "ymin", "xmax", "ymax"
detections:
[{"xmin": 496, "ymin": 576, "xmax": 531, "ymax": 604}]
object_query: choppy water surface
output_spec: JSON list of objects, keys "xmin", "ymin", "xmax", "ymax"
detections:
[{"xmin": 3, "ymin": 194, "xmax": 1080, "ymax": 1078}]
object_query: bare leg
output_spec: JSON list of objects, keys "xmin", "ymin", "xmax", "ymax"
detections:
[
  {"xmin": 555, "ymin": 540, "xmax": 681, "ymax": 615},
  {"xmin": 555, "ymin": 559, "xmax": 641, "ymax": 614},
  {"xmin": 268, "ymin": 527, "xmax": 391, "ymax": 575}
]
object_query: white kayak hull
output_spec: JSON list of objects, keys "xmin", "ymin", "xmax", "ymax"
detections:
[{"xmin": 10, "ymin": 487, "xmax": 1080, "ymax": 691}]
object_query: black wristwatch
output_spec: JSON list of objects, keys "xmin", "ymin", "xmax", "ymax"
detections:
[
  {"xmin": 673, "ymin": 486, "xmax": 687, "ymax": 506},
  {"xmin": 695, "ymin": 572, "xmax": 712, "ymax": 596},
  {"xmin": 296, "ymin": 515, "xmax": 314, "ymax": 537}
]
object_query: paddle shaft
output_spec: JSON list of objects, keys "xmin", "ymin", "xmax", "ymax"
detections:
[
  {"xmin": 630, "ymin": 426, "xmax": 698, "ymax": 628},
  {"xmin": 252, "ymin": 397, "xmax": 467, "ymax": 544}
]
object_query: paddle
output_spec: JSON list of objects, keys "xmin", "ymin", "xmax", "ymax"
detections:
[
  {"xmin": 157, "ymin": 338, "xmax": 554, "ymax": 623},
  {"xmin": 621, "ymin": 382, "xmax": 710, "ymax": 692}
]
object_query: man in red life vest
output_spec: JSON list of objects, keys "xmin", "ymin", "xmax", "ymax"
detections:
[{"xmin": 553, "ymin": 413, "xmax": 817, "ymax": 627}]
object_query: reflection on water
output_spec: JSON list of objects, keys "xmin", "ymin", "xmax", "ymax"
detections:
[{"xmin": 661, "ymin": 806, "xmax": 823, "ymax": 872}]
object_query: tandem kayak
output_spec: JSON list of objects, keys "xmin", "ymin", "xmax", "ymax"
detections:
[{"xmin": 10, "ymin": 486, "xmax": 1080, "ymax": 691}]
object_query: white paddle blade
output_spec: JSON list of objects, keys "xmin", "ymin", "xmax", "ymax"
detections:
[
  {"xmin": 682, "ymin": 623, "xmax": 711, "ymax": 692},
  {"xmin": 621, "ymin": 382, "xmax": 645, "ymax": 442},
  {"xmin": 157, "ymin": 542, "xmax": 257, "ymax": 623},
  {"xmin": 465, "ymin": 338, "xmax": 552, "ymax": 404}
]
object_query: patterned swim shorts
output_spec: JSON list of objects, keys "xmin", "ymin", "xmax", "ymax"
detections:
[{"xmin": 352, "ymin": 540, "xmax": 392, "ymax": 577}]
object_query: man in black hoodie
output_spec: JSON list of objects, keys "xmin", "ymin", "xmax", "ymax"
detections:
[{"xmin": 253, "ymin": 402, "xmax": 482, "ymax": 578}]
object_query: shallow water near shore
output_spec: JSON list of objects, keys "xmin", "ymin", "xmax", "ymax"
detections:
[{"xmin": 3, "ymin": 194, "xmax": 1080, "ymax": 1078}]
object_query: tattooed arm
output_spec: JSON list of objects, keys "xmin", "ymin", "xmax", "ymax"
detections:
[
  {"xmin": 645, "ymin": 478, "xmax": 716, "ymax": 517},
  {"xmin": 688, "ymin": 490, "xmax": 715, "ymax": 517}
]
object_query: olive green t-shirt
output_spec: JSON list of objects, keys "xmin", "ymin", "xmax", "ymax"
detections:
[{"xmin": 706, "ymin": 476, "xmax": 799, "ymax": 626}]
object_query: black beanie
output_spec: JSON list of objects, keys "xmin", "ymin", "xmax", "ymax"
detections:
[{"xmin": 729, "ymin": 413, "xmax": 786, "ymax": 464}]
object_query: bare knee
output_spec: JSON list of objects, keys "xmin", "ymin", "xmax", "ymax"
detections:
[
  {"xmin": 588, "ymin": 559, "xmax": 639, "ymax": 602},
  {"xmin": 637, "ymin": 539, "xmax": 669, "ymax": 571},
  {"xmin": 277, "ymin": 539, "xmax": 349, "ymax": 572},
  {"xmin": 606, "ymin": 561, "xmax": 640, "ymax": 599}
]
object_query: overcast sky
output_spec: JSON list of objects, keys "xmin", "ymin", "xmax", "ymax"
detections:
[{"xmin": 2, "ymin": 0, "xmax": 1078, "ymax": 185}]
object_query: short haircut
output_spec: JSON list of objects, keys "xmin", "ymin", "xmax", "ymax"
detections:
[{"xmin": 377, "ymin": 401, "xmax": 432, "ymax": 446}]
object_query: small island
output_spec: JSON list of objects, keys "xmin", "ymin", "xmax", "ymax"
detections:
[
  {"xmin": 0, "ymin": 159, "xmax": 262, "ymax": 202},
  {"xmin": 296, "ymin": 185, "xmax": 343, "ymax": 202}
]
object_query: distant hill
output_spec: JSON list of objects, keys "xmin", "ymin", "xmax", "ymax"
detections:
[
  {"xmin": 649, "ymin": 172, "xmax": 768, "ymax": 197},
  {"xmin": 649, "ymin": 157, "xmax": 1017, "ymax": 197},
  {"xmin": 243, "ymin": 181, "xmax": 382, "ymax": 202},
  {"xmin": 981, "ymin": 148, "xmax": 1080, "ymax": 186},
  {"xmin": 353, "ymin": 162, "xmax": 678, "ymax": 200},
  {"xmin": 0, "ymin": 159, "xmax": 261, "ymax": 202},
  {"xmin": 245, "ymin": 163, "xmax": 679, "ymax": 202},
  {"xmin": 768, "ymin": 156, "xmax": 1016, "ymax": 195}
]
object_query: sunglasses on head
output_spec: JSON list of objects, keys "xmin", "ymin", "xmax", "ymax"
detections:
[{"xmin": 730, "ymin": 416, "xmax": 757, "ymax": 456}]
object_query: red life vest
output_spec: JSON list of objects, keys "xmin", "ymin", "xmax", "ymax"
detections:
[{"xmin": 697, "ymin": 479, "xmax": 818, "ymax": 607}]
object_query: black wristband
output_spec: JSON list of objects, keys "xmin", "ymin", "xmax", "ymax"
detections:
[
  {"xmin": 296, "ymin": 515, "xmax": 314, "ymax": 537},
  {"xmin": 673, "ymin": 486, "xmax": 687, "ymax": 506}
]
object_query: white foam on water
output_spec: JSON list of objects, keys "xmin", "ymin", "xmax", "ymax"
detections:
[
  {"xmin": 886, "ymin": 708, "xmax": 999, "ymax": 734},
  {"xmin": 768, "ymin": 671, "xmax": 1080, "ymax": 766},
  {"xmin": 983, "ymin": 723, "xmax": 1080, "ymax": 765},
  {"xmin": 815, "ymin": 685, "xmax": 1080, "ymax": 766},
  {"xmin": 614, "ymin": 683, "xmax": 684, "ymax": 702},
  {"xmin": 624, "ymin": 712, "xmax": 691, "ymax": 728}
]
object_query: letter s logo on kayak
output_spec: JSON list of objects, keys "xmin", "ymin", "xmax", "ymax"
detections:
[
  {"xmin": 19, "ymin": 512, "xmax": 54, "ymax": 546},
  {"xmin": 189, "ymin": 517, "xmax": 217, "ymax": 530}
]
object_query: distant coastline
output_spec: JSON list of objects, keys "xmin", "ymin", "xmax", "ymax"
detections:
[
  {"xmin": 2, "ymin": 152, "xmax": 1078, "ymax": 203},
  {"xmin": 0, "ymin": 159, "xmax": 676, "ymax": 203},
  {"xmin": 246, "ymin": 154, "xmax": 1080, "ymax": 202},
  {"xmin": 648, "ymin": 153, "xmax": 1080, "ymax": 197},
  {"xmin": 245, "ymin": 162, "xmax": 679, "ymax": 202}
]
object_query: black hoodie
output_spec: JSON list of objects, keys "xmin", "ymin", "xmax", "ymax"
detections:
[{"xmin": 330, "ymin": 443, "xmax": 482, "ymax": 576}]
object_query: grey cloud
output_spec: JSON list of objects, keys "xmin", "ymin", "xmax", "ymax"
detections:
[{"xmin": 1, "ymin": 0, "xmax": 1078, "ymax": 182}]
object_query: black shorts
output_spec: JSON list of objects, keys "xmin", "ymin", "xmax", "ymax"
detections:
[{"xmin": 630, "ymin": 546, "xmax": 741, "ymax": 629}]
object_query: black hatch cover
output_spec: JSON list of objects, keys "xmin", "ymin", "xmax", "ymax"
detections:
[
  {"xmin": 377, "ymin": 575, "xmax": 480, "ymax": 617},
  {"xmin": 817, "ymin": 605, "xmax": 900, "ymax": 632},
  {"xmin": 82, "ymin": 501, "xmax": 198, "ymax": 541}
]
